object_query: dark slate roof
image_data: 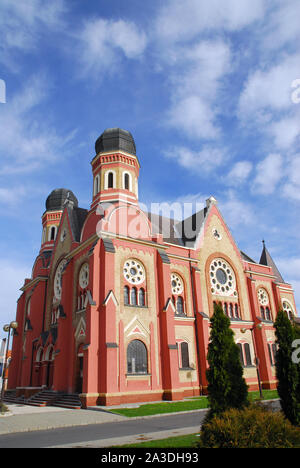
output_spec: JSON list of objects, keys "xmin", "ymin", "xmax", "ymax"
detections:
[
  {"xmin": 145, "ymin": 212, "xmax": 184, "ymax": 246},
  {"xmin": 66, "ymin": 205, "xmax": 88, "ymax": 243},
  {"xmin": 46, "ymin": 188, "xmax": 78, "ymax": 211},
  {"xmin": 177, "ymin": 208, "xmax": 207, "ymax": 247},
  {"xmin": 95, "ymin": 128, "xmax": 136, "ymax": 156},
  {"xmin": 145, "ymin": 207, "xmax": 208, "ymax": 247},
  {"xmin": 240, "ymin": 251, "xmax": 256, "ymax": 263},
  {"xmin": 259, "ymin": 241, "xmax": 285, "ymax": 283}
]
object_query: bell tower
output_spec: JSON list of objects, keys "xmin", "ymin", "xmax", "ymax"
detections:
[
  {"xmin": 90, "ymin": 128, "xmax": 140, "ymax": 209},
  {"xmin": 41, "ymin": 188, "xmax": 78, "ymax": 251}
]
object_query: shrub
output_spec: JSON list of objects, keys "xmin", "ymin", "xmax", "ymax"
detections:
[
  {"xmin": 274, "ymin": 309, "xmax": 300, "ymax": 426},
  {"xmin": 206, "ymin": 302, "xmax": 248, "ymax": 418},
  {"xmin": 199, "ymin": 405, "xmax": 300, "ymax": 448},
  {"xmin": 0, "ymin": 401, "xmax": 9, "ymax": 414}
]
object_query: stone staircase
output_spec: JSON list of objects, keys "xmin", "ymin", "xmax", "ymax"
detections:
[
  {"xmin": 26, "ymin": 390, "xmax": 60, "ymax": 407},
  {"xmin": 4, "ymin": 389, "xmax": 82, "ymax": 409},
  {"xmin": 3, "ymin": 390, "xmax": 26, "ymax": 404},
  {"xmin": 52, "ymin": 393, "xmax": 82, "ymax": 409}
]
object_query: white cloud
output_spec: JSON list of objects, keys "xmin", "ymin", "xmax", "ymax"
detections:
[
  {"xmin": 0, "ymin": 0, "xmax": 66, "ymax": 68},
  {"xmin": 262, "ymin": 0, "xmax": 300, "ymax": 51},
  {"xmin": 155, "ymin": 0, "xmax": 266, "ymax": 43},
  {"xmin": 0, "ymin": 75, "xmax": 76, "ymax": 175},
  {"xmin": 252, "ymin": 153, "xmax": 283, "ymax": 195},
  {"xmin": 281, "ymin": 154, "xmax": 300, "ymax": 201},
  {"xmin": 165, "ymin": 39, "xmax": 231, "ymax": 140},
  {"xmin": 167, "ymin": 96, "xmax": 221, "ymax": 140},
  {"xmin": 239, "ymin": 54, "xmax": 300, "ymax": 119},
  {"xmin": 77, "ymin": 18, "xmax": 147, "ymax": 76},
  {"xmin": 219, "ymin": 190, "xmax": 256, "ymax": 228},
  {"xmin": 225, "ymin": 161, "xmax": 253, "ymax": 186},
  {"xmin": 164, "ymin": 145, "xmax": 227, "ymax": 173},
  {"xmin": 268, "ymin": 115, "xmax": 300, "ymax": 149}
]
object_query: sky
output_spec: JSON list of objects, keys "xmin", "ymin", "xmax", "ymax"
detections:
[{"xmin": 0, "ymin": 0, "xmax": 299, "ymax": 338}]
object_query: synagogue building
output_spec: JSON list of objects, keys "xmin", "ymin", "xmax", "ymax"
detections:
[{"xmin": 7, "ymin": 128, "xmax": 298, "ymax": 408}]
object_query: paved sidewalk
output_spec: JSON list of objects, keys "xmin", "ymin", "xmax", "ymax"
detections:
[
  {"xmin": 49, "ymin": 425, "xmax": 201, "ymax": 448},
  {"xmin": 0, "ymin": 403, "xmax": 126, "ymax": 435}
]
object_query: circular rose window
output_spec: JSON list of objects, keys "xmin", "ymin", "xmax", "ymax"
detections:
[
  {"xmin": 123, "ymin": 259, "xmax": 145, "ymax": 285},
  {"xmin": 210, "ymin": 258, "xmax": 237, "ymax": 297}
]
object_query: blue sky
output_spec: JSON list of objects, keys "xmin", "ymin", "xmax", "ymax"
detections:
[{"xmin": 0, "ymin": 0, "xmax": 299, "ymax": 338}]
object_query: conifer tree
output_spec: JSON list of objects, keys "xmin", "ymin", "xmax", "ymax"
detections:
[
  {"xmin": 274, "ymin": 309, "xmax": 300, "ymax": 426},
  {"xmin": 206, "ymin": 302, "xmax": 248, "ymax": 418}
]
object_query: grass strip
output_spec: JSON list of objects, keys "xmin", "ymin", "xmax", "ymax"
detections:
[
  {"xmin": 112, "ymin": 433, "xmax": 200, "ymax": 448},
  {"xmin": 109, "ymin": 390, "xmax": 278, "ymax": 418}
]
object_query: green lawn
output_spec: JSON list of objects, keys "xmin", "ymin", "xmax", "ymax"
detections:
[
  {"xmin": 112, "ymin": 433, "xmax": 200, "ymax": 448},
  {"xmin": 109, "ymin": 390, "xmax": 278, "ymax": 418}
]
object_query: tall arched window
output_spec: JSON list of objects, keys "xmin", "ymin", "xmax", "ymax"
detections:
[
  {"xmin": 138, "ymin": 288, "xmax": 145, "ymax": 307},
  {"xmin": 131, "ymin": 287, "xmax": 137, "ymax": 306},
  {"xmin": 108, "ymin": 172, "xmax": 114, "ymax": 188},
  {"xmin": 238, "ymin": 343, "xmax": 244, "ymax": 365},
  {"xmin": 49, "ymin": 226, "xmax": 56, "ymax": 241},
  {"xmin": 124, "ymin": 173, "xmax": 130, "ymax": 190},
  {"xmin": 176, "ymin": 296, "xmax": 184, "ymax": 315},
  {"xmin": 124, "ymin": 286, "xmax": 129, "ymax": 306},
  {"xmin": 127, "ymin": 340, "xmax": 148, "ymax": 374},
  {"xmin": 42, "ymin": 227, "xmax": 46, "ymax": 244},
  {"xmin": 94, "ymin": 175, "xmax": 100, "ymax": 195},
  {"xmin": 180, "ymin": 342, "xmax": 190, "ymax": 369},
  {"xmin": 244, "ymin": 343, "xmax": 252, "ymax": 366}
]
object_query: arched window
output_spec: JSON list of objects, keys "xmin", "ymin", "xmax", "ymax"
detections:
[
  {"xmin": 127, "ymin": 340, "xmax": 148, "ymax": 374},
  {"xmin": 229, "ymin": 303, "xmax": 234, "ymax": 318},
  {"xmin": 265, "ymin": 306, "xmax": 271, "ymax": 321},
  {"xmin": 237, "ymin": 343, "xmax": 244, "ymax": 366},
  {"xmin": 282, "ymin": 300, "xmax": 295, "ymax": 320},
  {"xmin": 224, "ymin": 303, "xmax": 228, "ymax": 316},
  {"xmin": 238, "ymin": 342, "xmax": 252, "ymax": 367},
  {"xmin": 268, "ymin": 344, "xmax": 274, "ymax": 366},
  {"xmin": 138, "ymin": 288, "xmax": 145, "ymax": 307},
  {"xmin": 180, "ymin": 342, "xmax": 190, "ymax": 369},
  {"xmin": 244, "ymin": 343, "xmax": 252, "ymax": 366},
  {"xmin": 124, "ymin": 286, "xmax": 129, "ymax": 306},
  {"xmin": 260, "ymin": 306, "xmax": 266, "ymax": 320},
  {"xmin": 124, "ymin": 173, "xmax": 130, "ymax": 190},
  {"xmin": 108, "ymin": 172, "xmax": 114, "ymax": 188},
  {"xmin": 49, "ymin": 226, "xmax": 56, "ymax": 241},
  {"xmin": 36, "ymin": 347, "xmax": 43, "ymax": 362},
  {"xmin": 131, "ymin": 287, "xmax": 137, "ymax": 306},
  {"xmin": 272, "ymin": 343, "xmax": 277, "ymax": 363},
  {"xmin": 42, "ymin": 227, "xmax": 46, "ymax": 244},
  {"xmin": 176, "ymin": 296, "xmax": 184, "ymax": 315},
  {"xmin": 94, "ymin": 175, "xmax": 100, "ymax": 195},
  {"xmin": 234, "ymin": 304, "xmax": 239, "ymax": 318}
]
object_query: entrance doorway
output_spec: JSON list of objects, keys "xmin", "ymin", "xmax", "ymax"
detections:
[{"xmin": 75, "ymin": 353, "xmax": 83, "ymax": 394}]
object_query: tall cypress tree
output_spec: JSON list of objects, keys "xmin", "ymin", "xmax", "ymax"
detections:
[
  {"xmin": 274, "ymin": 309, "xmax": 300, "ymax": 426},
  {"xmin": 206, "ymin": 302, "xmax": 248, "ymax": 418}
]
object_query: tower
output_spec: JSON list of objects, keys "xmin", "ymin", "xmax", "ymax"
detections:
[
  {"xmin": 41, "ymin": 188, "xmax": 78, "ymax": 251},
  {"xmin": 90, "ymin": 128, "xmax": 140, "ymax": 209}
]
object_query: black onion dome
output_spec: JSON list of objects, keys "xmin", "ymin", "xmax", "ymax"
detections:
[
  {"xmin": 95, "ymin": 128, "xmax": 136, "ymax": 155},
  {"xmin": 46, "ymin": 188, "xmax": 78, "ymax": 211}
]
